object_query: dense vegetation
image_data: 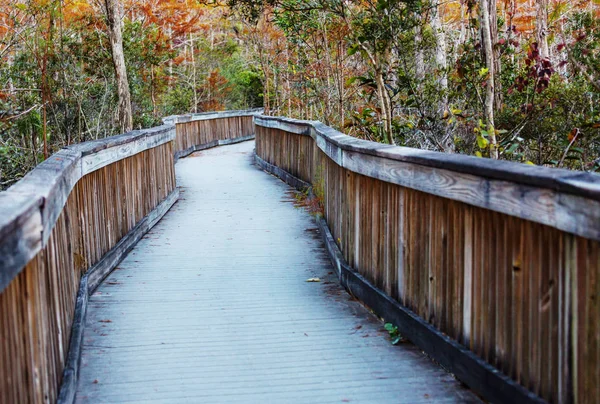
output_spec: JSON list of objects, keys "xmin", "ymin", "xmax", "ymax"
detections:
[{"xmin": 1, "ymin": 0, "xmax": 599, "ymax": 189}]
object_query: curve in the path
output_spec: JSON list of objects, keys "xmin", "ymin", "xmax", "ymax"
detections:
[{"xmin": 75, "ymin": 141, "xmax": 480, "ymax": 404}]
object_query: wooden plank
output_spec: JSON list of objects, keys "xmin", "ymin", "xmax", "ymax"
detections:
[
  {"xmin": 75, "ymin": 141, "xmax": 478, "ymax": 403},
  {"xmin": 255, "ymin": 116, "xmax": 600, "ymax": 201},
  {"xmin": 342, "ymin": 149, "xmax": 600, "ymax": 242},
  {"xmin": 86, "ymin": 189, "xmax": 179, "ymax": 292},
  {"xmin": 317, "ymin": 213, "xmax": 546, "ymax": 404},
  {"xmin": 165, "ymin": 108, "xmax": 262, "ymax": 125},
  {"xmin": 255, "ymin": 117, "xmax": 600, "ymax": 241},
  {"xmin": 0, "ymin": 194, "xmax": 43, "ymax": 293},
  {"xmin": 79, "ymin": 127, "xmax": 175, "ymax": 175}
]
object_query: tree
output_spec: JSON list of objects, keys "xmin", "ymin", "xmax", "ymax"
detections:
[
  {"xmin": 480, "ymin": 0, "xmax": 499, "ymax": 158},
  {"xmin": 104, "ymin": 0, "xmax": 132, "ymax": 133}
]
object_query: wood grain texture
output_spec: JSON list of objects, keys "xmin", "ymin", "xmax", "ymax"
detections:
[
  {"xmin": 0, "ymin": 110, "xmax": 260, "ymax": 403},
  {"xmin": 173, "ymin": 114, "xmax": 256, "ymax": 156},
  {"xmin": 1, "ymin": 126, "xmax": 177, "ymax": 279},
  {"xmin": 255, "ymin": 116, "xmax": 600, "ymax": 241},
  {"xmin": 58, "ymin": 189, "xmax": 178, "ymax": 404},
  {"xmin": 0, "ymin": 141, "xmax": 176, "ymax": 404},
  {"xmin": 255, "ymin": 120, "xmax": 600, "ymax": 404},
  {"xmin": 75, "ymin": 141, "xmax": 479, "ymax": 404},
  {"xmin": 0, "ymin": 193, "xmax": 43, "ymax": 293},
  {"xmin": 162, "ymin": 107, "xmax": 262, "ymax": 125}
]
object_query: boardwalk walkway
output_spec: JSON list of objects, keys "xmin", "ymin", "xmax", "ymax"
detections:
[{"xmin": 74, "ymin": 141, "xmax": 480, "ymax": 403}]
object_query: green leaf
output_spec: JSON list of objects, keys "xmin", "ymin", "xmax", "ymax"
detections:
[
  {"xmin": 347, "ymin": 44, "xmax": 360, "ymax": 56},
  {"xmin": 506, "ymin": 143, "xmax": 519, "ymax": 154},
  {"xmin": 477, "ymin": 135, "xmax": 489, "ymax": 149}
]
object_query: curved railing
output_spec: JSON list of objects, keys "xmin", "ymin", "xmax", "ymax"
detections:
[
  {"xmin": 254, "ymin": 115, "xmax": 600, "ymax": 404},
  {"xmin": 2, "ymin": 107, "xmax": 597, "ymax": 404},
  {"xmin": 0, "ymin": 109, "xmax": 261, "ymax": 404},
  {"xmin": 164, "ymin": 108, "xmax": 261, "ymax": 159}
]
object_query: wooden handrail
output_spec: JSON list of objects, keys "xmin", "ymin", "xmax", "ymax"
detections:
[
  {"xmin": 254, "ymin": 114, "xmax": 600, "ymax": 404},
  {"xmin": 0, "ymin": 125, "xmax": 176, "ymax": 292},
  {"xmin": 166, "ymin": 108, "xmax": 262, "ymax": 159},
  {"xmin": 0, "ymin": 109, "xmax": 258, "ymax": 404},
  {"xmin": 255, "ymin": 115, "xmax": 600, "ymax": 241}
]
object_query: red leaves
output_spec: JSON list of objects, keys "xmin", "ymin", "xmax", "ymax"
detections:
[{"xmin": 513, "ymin": 42, "xmax": 554, "ymax": 95}]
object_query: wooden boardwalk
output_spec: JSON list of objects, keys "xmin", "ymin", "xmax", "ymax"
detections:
[{"xmin": 74, "ymin": 141, "xmax": 480, "ymax": 403}]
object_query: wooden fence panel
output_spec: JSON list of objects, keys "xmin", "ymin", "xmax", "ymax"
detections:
[
  {"xmin": 0, "ymin": 110, "xmax": 258, "ymax": 403},
  {"xmin": 171, "ymin": 110, "xmax": 260, "ymax": 158},
  {"xmin": 255, "ymin": 117, "xmax": 600, "ymax": 404},
  {"xmin": 0, "ymin": 141, "xmax": 176, "ymax": 404}
]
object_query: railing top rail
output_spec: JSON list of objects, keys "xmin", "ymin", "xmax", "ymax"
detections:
[
  {"xmin": 0, "ymin": 108, "xmax": 259, "ymax": 292},
  {"xmin": 0, "ymin": 120, "xmax": 184, "ymax": 292},
  {"xmin": 255, "ymin": 115, "xmax": 600, "ymax": 241},
  {"xmin": 255, "ymin": 115, "xmax": 600, "ymax": 201},
  {"xmin": 163, "ymin": 108, "xmax": 263, "ymax": 125}
]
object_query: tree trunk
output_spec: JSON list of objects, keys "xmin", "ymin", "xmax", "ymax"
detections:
[
  {"xmin": 431, "ymin": 4, "xmax": 448, "ymax": 114},
  {"xmin": 105, "ymin": 0, "xmax": 132, "ymax": 133},
  {"xmin": 536, "ymin": 0, "xmax": 550, "ymax": 60},
  {"xmin": 488, "ymin": 0, "xmax": 502, "ymax": 112},
  {"xmin": 375, "ymin": 68, "xmax": 394, "ymax": 145},
  {"xmin": 415, "ymin": 23, "xmax": 425, "ymax": 83},
  {"xmin": 190, "ymin": 33, "xmax": 198, "ymax": 113},
  {"xmin": 480, "ymin": 0, "xmax": 498, "ymax": 158}
]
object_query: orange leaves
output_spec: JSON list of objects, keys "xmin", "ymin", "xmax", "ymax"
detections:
[
  {"xmin": 172, "ymin": 55, "xmax": 186, "ymax": 65},
  {"xmin": 62, "ymin": 0, "xmax": 96, "ymax": 24},
  {"xmin": 126, "ymin": 0, "xmax": 210, "ymax": 38}
]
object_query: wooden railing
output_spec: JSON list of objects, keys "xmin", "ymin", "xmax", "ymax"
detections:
[
  {"xmin": 164, "ymin": 108, "xmax": 260, "ymax": 159},
  {"xmin": 0, "ymin": 109, "xmax": 260, "ymax": 404},
  {"xmin": 254, "ymin": 115, "xmax": 600, "ymax": 404}
]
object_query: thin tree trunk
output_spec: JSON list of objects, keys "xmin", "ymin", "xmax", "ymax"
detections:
[
  {"xmin": 536, "ymin": 0, "xmax": 550, "ymax": 60},
  {"xmin": 375, "ymin": 68, "xmax": 394, "ymax": 145},
  {"xmin": 190, "ymin": 33, "xmax": 198, "ymax": 113},
  {"xmin": 415, "ymin": 23, "xmax": 425, "ymax": 83},
  {"xmin": 488, "ymin": 0, "xmax": 502, "ymax": 112},
  {"xmin": 481, "ymin": 0, "xmax": 498, "ymax": 158},
  {"xmin": 105, "ymin": 0, "xmax": 132, "ymax": 133},
  {"xmin": 431, "ymin": 4, "xmax": 448, "ymax": 114}
]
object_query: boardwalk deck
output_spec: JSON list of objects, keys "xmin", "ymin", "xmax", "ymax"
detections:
[{"xmin": 74, "ymin": 141, "xmax": 480, "ymax": 403}]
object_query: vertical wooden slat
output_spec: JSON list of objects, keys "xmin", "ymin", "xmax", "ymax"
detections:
[
  {"xmin": 254, "ymin": 120, "xmax": 600, "ymax": 404},
  {"xmin": 0, "ymin": 140, "xmax": 176, "ymax": 404}
]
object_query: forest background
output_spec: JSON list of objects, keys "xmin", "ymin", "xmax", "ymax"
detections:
[{"xmin": 1, "ymin": 0, "xmax": 599, "ymax": 189}]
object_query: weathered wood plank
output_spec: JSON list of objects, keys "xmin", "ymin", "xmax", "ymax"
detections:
[
  {"xmin": 1, "ymin": 131, "xmax": 177, "ymax": 404},
  {"xmin": 7, "ymin": 148, "xmax": 82, "ymax": 244},
  {"xmin": 86, "ymin": 189, "xmax": 179, "ymax": 292},
  {"xmin": 259, "ymin": 149, "xmax": 545, "ymax": 403},
  {"xmin": 79, "ymin": 126, "xmax": 175, "ymax": 175},
  {"xmin": 255, "ymin": 116, "xmax": 600, "ymax": 241},
  {"xmin": 163, "ymin": 108, "xmax": 262, "ymax": 125},
  {"xmin": 0, "ymin": 193, "xmax": 43, "ymax": 293},
  {"xmin": 75, "ymin": 141, "xmax": 479, "ymax": 403},
  {"xmin": 255, "ymin": 116, "xmax": 600, "ymax": 403},
  {"xmin": 57, "ymin": 189, "xmax": 178, "ymax": 404},
  {"xmin": 255, "ymin": 116, "xmax": 600, "ymax": 199}
]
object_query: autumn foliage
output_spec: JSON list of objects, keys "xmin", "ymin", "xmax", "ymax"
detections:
[{"xmin": 1, "ymin": 0, "xmax": 599, "ymax": 188}]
